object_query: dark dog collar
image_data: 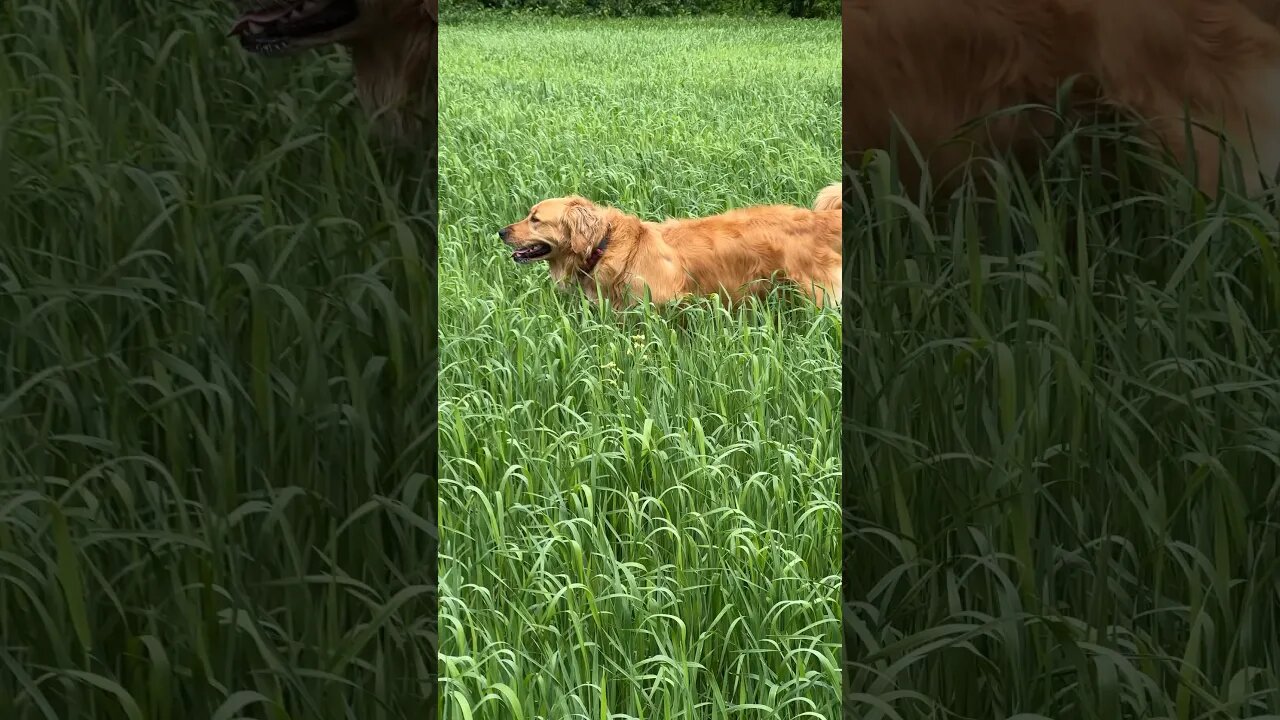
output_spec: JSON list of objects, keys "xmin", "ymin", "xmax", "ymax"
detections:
[{"xmin": 580, "ymin": 232, "xmax": 611, "ymax": 276}]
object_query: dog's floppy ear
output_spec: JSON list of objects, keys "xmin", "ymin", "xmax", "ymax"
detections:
[{"xmin": 564, "ymin": 200, "xmax": 606, "ymax": 257}]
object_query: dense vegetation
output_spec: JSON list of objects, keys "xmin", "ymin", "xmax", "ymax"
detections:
[
  {"xmin": 2, "ymin": 0, "xmax": 436, "ymax": 716},
  {"xmin": 845, "ymin": 127, "xmax": 1280, "ymax": 718},
  {"xmin": 438, "ymin": 16, "xmax": 841, "ymax": 718}
]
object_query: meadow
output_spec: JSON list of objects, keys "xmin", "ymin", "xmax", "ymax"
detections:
[
  {"xmin": 2, "ymin": 0, "xmax": 436, "ymax": 717},
  {"xmin": 437, "ymin": 15, "xmax": 841, "ymax": 719},
  {"xmin": 845, "ymin": 130, "xmax": 1280, "ymax": 718}
]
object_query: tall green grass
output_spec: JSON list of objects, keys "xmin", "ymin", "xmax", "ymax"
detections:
[
  {"xmin": 441, "ymin": 0, "xmax": 839, "ymax": 19},
  {"xmin": 845, "ymin": 127, "xmax": 1280, "ymax": 718},
  {"xmin": 438, "ymin": 16, "xmax": 840, "ymax": 718},
  {"xmin": 1, "ymin": 0, "xmax": 436, "ymax": 717}
]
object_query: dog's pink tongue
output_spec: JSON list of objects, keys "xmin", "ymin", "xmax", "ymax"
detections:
[{"xmin": 228, "ymin": 5, "xmax": 294, "ymax": 35}]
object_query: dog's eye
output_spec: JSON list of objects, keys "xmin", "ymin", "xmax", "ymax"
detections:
[{"xmin": 530, "ymin": 216, "xmax": 539, "ymax": 224}]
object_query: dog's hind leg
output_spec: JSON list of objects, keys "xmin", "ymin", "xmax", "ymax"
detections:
[
  {"xmin": 1136, "ymin": 5, "xmax": 1280, "ymax": 197},
  {"xmin": 1150, "ymin": 105, "xmax": 1280, "ymax": 198},
  {"xmin": 795, "ymin": 265, "xmax": 842, "ymax": 309},
  {"xmin": 1150, "ymin": 115, "xmax": 1229, "ymax": 196},
  {"xmin": 1236, "ymin": 65, "xmax": 1280, "ymax": 195}
]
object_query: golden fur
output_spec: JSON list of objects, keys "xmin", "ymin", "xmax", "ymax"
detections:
[
  {"xmin": 844, "ymin": 0, "xmax": 1280, "ymax": 196},
  {"xmin": 1244, "ymin": 0, "xmax": 1280, "ymax": 26},
  {"xmin": 229, "ymin": 0, "xmax": 436, "ymax": 139},
  {"xmin": 499, "ymin": 185, "xmax": 843, "ymax": 307}
]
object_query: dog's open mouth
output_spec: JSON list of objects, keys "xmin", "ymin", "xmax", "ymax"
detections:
[
  {"xmin": 229, "ymin": 0, "xmax": 360, "ymax": 55},
  {"xmin": 512, "ymin": 243, "xmax": 552, "ymax": 263}
]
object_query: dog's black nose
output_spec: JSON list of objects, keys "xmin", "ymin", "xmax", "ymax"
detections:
[{"xmin": 498, "ymin": 227, "xmax": 510, "ymax": 242}]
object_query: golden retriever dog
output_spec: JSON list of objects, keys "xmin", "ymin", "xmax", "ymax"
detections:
[
  {"xmin": 844, "ymin": 0, "xmax": 1280, "ymax": 197},
  {"xmin": 1245, "ymin": 0, "xmax": 1280, "ymax": 25},
  {"xmin": 228, "ymin": 0, "xmax": 436, "ymax": 139},
  {"xmin": 498, "ymin": 184, "xmax": 843, "ymax": 308}
]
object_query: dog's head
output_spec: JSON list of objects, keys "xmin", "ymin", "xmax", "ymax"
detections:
[
  {"xmin": 228, "ymin": 0, "xmax": 436, "ymax": 140},
  {"xmin": 499, "ymin": 196, "xmax": 608, "ymax": 264},
  {"xmin": 228, "ymin": 0, "xmax": 434, "ymax": 56}
]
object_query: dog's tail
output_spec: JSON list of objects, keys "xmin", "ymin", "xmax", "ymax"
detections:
[{"xmin": 814, "ymin": 182, "xmax": 841, "ymax": 211}]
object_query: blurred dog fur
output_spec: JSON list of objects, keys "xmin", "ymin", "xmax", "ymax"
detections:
[
  {"xmin": 499, "ymin": 184, "xmax": 843, "ymax": 307},
  {"xmin": 843, "ymin": 0, "xmax": 1280, "ymax": 196},
  {"xmin": 229, "ymin": 0, "xmax": 436, "ymax": 139}
]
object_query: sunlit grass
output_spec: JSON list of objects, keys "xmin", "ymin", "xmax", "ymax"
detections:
[{"xmin": 438, "ymin": 15, "xmax": 841, "ymax": 718}]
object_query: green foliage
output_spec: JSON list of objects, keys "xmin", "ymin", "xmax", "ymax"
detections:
[
  {"xmin": 1, "ymin": 0, "xmax": 435, "ymax": 717},
  {"xmin": 845, "ymin": 128, "xmax": 1280, "ymax": 717},
  {"xmin": 442, "ymin": 0, "xmax": 839, "ymax": 19},
  {"xmin": 438, "ymin": 16, "xmax": 841, "ymax": 718}
]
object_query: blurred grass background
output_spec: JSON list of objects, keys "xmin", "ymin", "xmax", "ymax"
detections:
[
  {"xmin": 1, "ymin": 0, "xmax": 437, "ymax": 717},
  {"xmin": 844, "ymin": 126, "xmax": 1280, "ymax": 718}
]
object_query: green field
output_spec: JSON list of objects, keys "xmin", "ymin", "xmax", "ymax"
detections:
[
  {"xmin": 2, "ymin": 0, "xmax": 436, "ymax": 717},
  {"xmin": 845, "ymin": 138, "xmax": 1280, "ymax": 717},
  {"xmin": 438, "ymin": 16, "xmax": 841, "ymax": 719}
]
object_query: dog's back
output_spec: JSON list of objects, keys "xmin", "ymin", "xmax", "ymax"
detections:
[
  {"xmin": 650, "ymin": 201, "xmax": 841, "ymax": 305},
  {"xmin": 814, "ymin": 183, "xmax": 842, "ymax": 211},
  {"xmin": 844, "ymin": 0, "xmax": 1280, "ymax": 195}
]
